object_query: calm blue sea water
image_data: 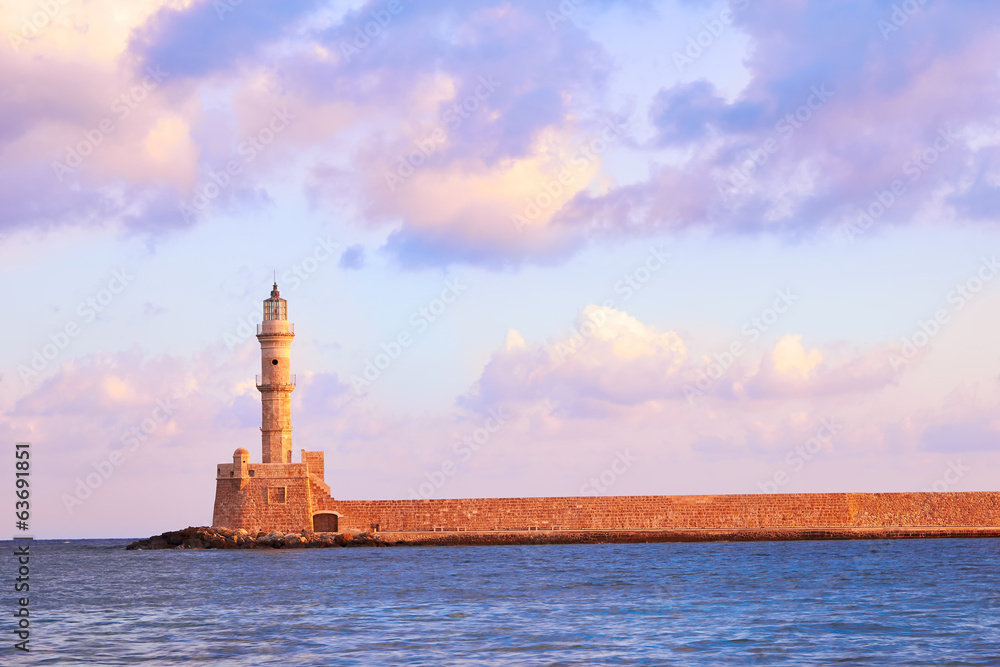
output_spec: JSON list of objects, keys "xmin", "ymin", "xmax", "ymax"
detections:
[{"xmin": 7, "ymin": 538, "xmax": 1000, "ymax": 665}]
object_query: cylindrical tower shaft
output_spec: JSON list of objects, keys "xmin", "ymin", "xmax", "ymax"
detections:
[{"xmin": 257, "ymin": 282, "xmax": 295, "ymax": 464}]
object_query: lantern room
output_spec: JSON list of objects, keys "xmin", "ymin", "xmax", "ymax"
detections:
[{"xmin": 263, "ymin": 282, "xmax": 287, "ymax": 321}]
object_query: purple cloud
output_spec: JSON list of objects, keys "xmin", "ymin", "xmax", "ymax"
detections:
[
  {"xmin": 562, "ymin": 0, "xmax": 1000, "ymax": 242},
  {"xmin": 338, "ymin": 244, "xmax": 365, "ymax": 269},
  {"xmin": 130, "ymin": 0, "xmax": 324, "ymax": 78},
  {"xmin": 8, "ymin": 0, "xmax": 1000, "ymax": 265}
]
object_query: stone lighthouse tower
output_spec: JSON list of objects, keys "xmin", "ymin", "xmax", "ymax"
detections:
[
  {"xmin": 213, "ymin": 281, "xmax": 337, "ymax": 533},
  {"xmin": 257, "ymin": 282, "xmax": 296, "ymax": 464}
]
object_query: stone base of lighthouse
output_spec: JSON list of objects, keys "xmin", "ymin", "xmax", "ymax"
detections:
[{"xmin": 212, "ymin": 448, "xmax": 341, "ymax": 533}]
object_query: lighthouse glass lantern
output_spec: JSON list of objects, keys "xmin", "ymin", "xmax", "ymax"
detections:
[{"xmin": 264, "ymin": 283, "xmax": 287, "ymax": 320}]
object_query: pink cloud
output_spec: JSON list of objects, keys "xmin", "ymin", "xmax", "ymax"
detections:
[
  {"xmin": 6, "ymin": 0, "xmax": 1000, "ymax": 264},
  {"xmin": 463, "ymin": 308, "xmax": 905, "ymax": 417},
  {"xmin": 739, "ymin": 336, "xmax": 901, "ymax": 400},
  {"xmin": 2, "ymin": 323, "xmax": 995, "ymax": 538}
]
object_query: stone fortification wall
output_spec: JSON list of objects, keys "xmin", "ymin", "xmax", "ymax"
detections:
[
  {"xmin": 212, "ymin": 463, "xmax": 313, "ymax": 532},
  {"xmin": 315, "ymin": 492, "xmax": 1000, "ymax": 533}
]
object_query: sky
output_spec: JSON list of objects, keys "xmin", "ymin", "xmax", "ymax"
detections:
[{"xmin": 2, "ymin": 0, "xmax": 999, "ymax": 539}]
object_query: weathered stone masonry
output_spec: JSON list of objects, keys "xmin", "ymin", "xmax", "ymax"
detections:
[
  {"xmin": 213, "ymin": 285, "xmax": 1000, "ymax": 536},
  {"xmin": 212, "ymin": 284, "xmax": 336, "ymax": 533},
  {"xmin": 317, "ymin": 492, "xmax": 1000, "ymax": 533}
]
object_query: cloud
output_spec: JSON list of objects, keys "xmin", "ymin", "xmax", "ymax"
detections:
[
  {"xmin": 299, "ymin": 371, "xmax": 352, "ymax": 415},
  {"xmin": 0, "ymin": 0, "xmax": 332, "ymax": 237},
  {"xmin": 462, "ymin": 307, "xmax": 904, "ymax": 417},
  {"xmin": 738, "ymin": 336, "xmax": 900, "ymax": 400},
  {"xmin": 4, "ymin": 309, "xmax": 995, "ymax": 539},
  {"xmin": 649, "ymin": 80, "xmax": 763, "ymax": 146},
  {"xmin": 563, "ymin": 0, "xmax": 1000, "ymax": 242},
  {"xmin": 0, "ymin": 44, "xmax": 198, "ymax": 235},
  {"xmin": 921, "ymin": 421, "xmax": 1000, "ymax": 453},
  {"xmin": 771, "ymin": 335, "xmax": 823, "ymax": 378},
  {"xmin": 913, "ymin": 383, "xmax": 1000, "ymax": 452},
  {"xmin": 9, "ymin": 0, "xmax": 1000, "ymax": 265},
  {"xmin": 12, "ymin": 0, "xmax": 621, "ymax": 260},
  {"xmin": 0, "ymin": 342, "xmax": 367, "ymax": 536},
  {"xmin": 461, "ymin": 305, "xmax": 691, "ymax": 417},
  {"xmin": 298, "ymin": 0, "xmax": 618, "ymax": 266},
  {"xmin": 12, "ymin": 349, "xmax": 194, "ymax": 417},
  {"xmin": 129, "ymin": 0, "xmax": 324, "ymax": 78},
  {"xmin": 338, "ymin": 244, "xmax": 365, "ymax": 269}
]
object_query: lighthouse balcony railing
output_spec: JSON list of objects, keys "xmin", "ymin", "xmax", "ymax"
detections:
[
  {"xmin": 256, "ymin": 374, "xmax": 296, "ymax": 388},
  {"xmin": 257, "ymin": 323, "xmax": 294, "ymax": 335}
]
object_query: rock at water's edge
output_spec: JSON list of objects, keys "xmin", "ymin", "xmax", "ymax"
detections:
[{"xmin": 126, "ymin": 526, "xmax": 364, "ymax": 550}]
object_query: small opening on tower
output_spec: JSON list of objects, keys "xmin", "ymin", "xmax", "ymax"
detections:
[{"xmin": 271, "ymin": 359, "xmax": 278, "ymax": 365}]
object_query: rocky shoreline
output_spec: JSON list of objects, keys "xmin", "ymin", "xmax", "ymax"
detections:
[
  {"xmin": 125, "ymin": 525, "xmax": 1000, "ymax": 550},
  {"xmin": 125, "ymin": 526, "xmax": 387, "ymax": 549}
]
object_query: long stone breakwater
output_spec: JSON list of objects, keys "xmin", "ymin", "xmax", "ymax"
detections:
[{"xmin": 126, "ymin": 525, "xmax": 1000, "ymax": 550}]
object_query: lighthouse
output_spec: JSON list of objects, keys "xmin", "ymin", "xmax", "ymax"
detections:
[
  {"xmin": 213, "ymin": 281, "xmax": 338, "ymax": 533},
  {"xmin": 257, "ymin": 282, "xmax": 296, "ymax": 464}
]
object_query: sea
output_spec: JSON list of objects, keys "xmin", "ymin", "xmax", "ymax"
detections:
[{"xmin": 8, "ymin": 537, "xmax": 1000, "ymax": 665}]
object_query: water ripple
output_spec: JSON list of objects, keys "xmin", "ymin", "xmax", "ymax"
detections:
[{"xmin": 8, "ymin": 538, "xmax": 1000, "ymax": 665}]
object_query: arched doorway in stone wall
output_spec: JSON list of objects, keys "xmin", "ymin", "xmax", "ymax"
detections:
[{"xmin": 313, "ymin": 512, "xmax": 339, "ymax": 532}]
